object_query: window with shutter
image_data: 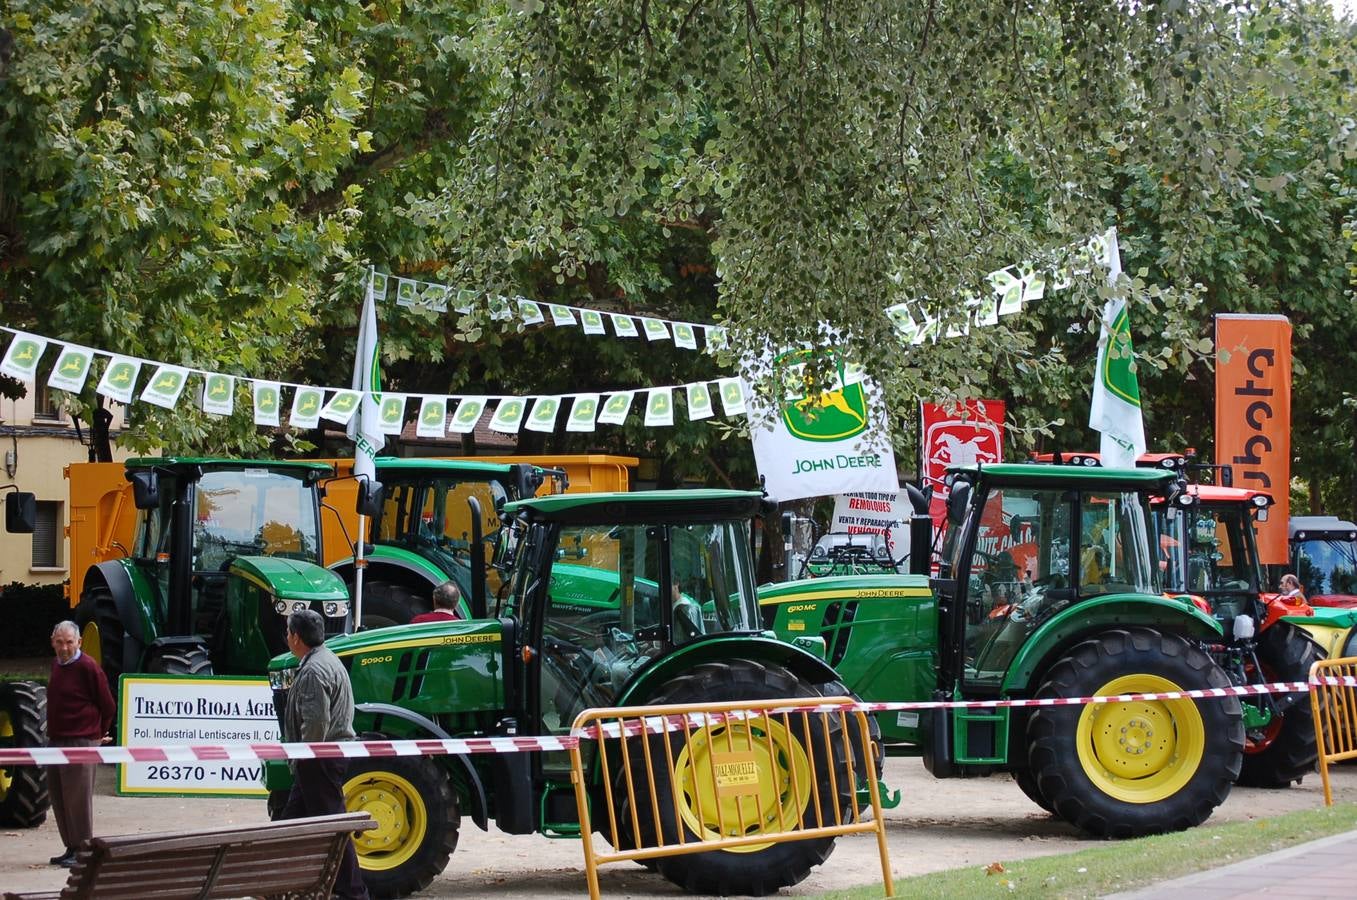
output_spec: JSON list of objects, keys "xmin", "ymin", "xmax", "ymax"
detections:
[{"xmin": 31, "ymin": 501, "xmax": 61, "ymax": 568}]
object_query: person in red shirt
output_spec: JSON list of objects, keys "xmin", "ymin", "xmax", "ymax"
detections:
[
  {"xmin": 45, "ymin": 620, "xmax": 115, "ymax": 868},
  {"xmin": 410, "ymin": 581, "xmax": 463, "ymax": 623}
]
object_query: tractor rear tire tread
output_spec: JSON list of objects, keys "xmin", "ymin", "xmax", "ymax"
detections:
[
  {"xmin": 1237, "ymin": 623, "xmax": 1322, "ymax": 788},
  {"xmin": 146, "ymin": 646, "xmax": 214, "ymax": 677},
  {"xmin": 0, "ymin": 681, "xmax": 49, "ymax": 828}
]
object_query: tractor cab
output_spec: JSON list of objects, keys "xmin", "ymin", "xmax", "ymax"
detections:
[{"xmin": 1289, "ymin": 516, "xmax": 1357, "ymax": 609}]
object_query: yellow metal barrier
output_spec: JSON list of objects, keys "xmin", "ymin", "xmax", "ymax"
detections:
[
  {"xmin": 568, "ymin": 697, "xmax": 893, "ymax": 899},
  {"xmin": 1309, "ymin": 656, "xmax": 1357, "ymax": 806}
]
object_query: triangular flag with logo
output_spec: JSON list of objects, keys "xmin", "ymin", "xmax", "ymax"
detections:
[
  {"xmin": 517, "ymin": 299, "xmax": 545, "ymax": 325},
  {"xmin": 644, "ymin": 388, "xmax": 674, "ymax": 426},
  {"xmin": 705, "ymin": 326, "xmax": 728, "ymax": 352},
  {"xmin": 717, "ymin": 378, "xmax": 746, "ymax": 416},
  {"xmin": 0, "ymin": 333, "xmax": 47, "ymax": 381},
  {"xmin": 416, "ymin": 397, "xmax": 448, "ymax": 437},
  {"xmin": 200, "ymin": 373, "xmax": 235, "ymax": 416},
  {"xmin": 370, "ymin": 271, "xmax": 389, "ymax": 300},
  {"xmin": 378, "ymin": 395, "xmax": 406, "ymax": 435},
  {"xmin": 140, "ymin": 365, "xmax": 189, "ymax": 409},
  {"xmin": 253, "ymin": 381, "xmax": 281, "ymax": 426},
  {"xmin": 1088, "ymin": 228, "xmax": 1145, "ymax": 468},
  {"xmin": 489, "ymin": 398, "xmax": 527, "ymax": 433},
  {"xmin": 47, "ymin": 345, "xmax": 93, "ymax": 393},
  {"xmin": 566, "ymin": 394, "xmax": 599, "ymax": 432},
  {"xmin": 450, "ymin": 397, "xmax": 486, "ymax": 433},
  {"xmin": 642, "ymin": 318, "xmax": 670, "ymax": 342},
  {"xmin": 526, "ymin": 397, "xmax": 560, "ymax": 433},
  {"xmin": 686, "ymin": 383, "xmax": 714, "ymax": 421},
  {"xmin": 991, "ymin": 266, "xmax": 1025, "ymax": 317},
  {"xmin": 610, "ymin": 314, "xmax": 638, "ymax": 338},
  {"xmin": 97, "ymin": 356, "xmax": 142, "ymax": 404},
  {"xmin": 885, "ymin": 304, "xmax": 918, "ymax": 343},
  {"xmin": 597, "ymin": 391, "xmax": 633, "ymax": 425},
  {"xmin": 395, "ymin": 278, "xmax": 419, "ymax": 307},
  {"xmin": 549, "ymin": 305, "xmax": 576, "ymax": 327},
  {"xmin": 422, "ymin": 284, "xmax": 449, "ymax": 312},
  {"xmin": 673, "ymin": 323, "xmax": 698, "ymax": 350},
  {"xmin": 290, "ymin": 387, "xmax": 324, "ymax": 428},
  {"xmin": 321, "ymin": 390, "xmax": 361, "ymax": 425},
  {"xmin": 580, "ymin": 310, "xmax": 605, "ymax": 335}
]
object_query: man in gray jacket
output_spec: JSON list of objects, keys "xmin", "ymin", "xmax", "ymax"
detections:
[{"xmin": 278, "ymin": 609, "xmax": 369, "ymax": 900}]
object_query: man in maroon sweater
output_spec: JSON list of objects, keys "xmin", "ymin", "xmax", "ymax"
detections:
[{"xmin": 46, "ymin": 620, "xmax": 114, "ymax": 867}]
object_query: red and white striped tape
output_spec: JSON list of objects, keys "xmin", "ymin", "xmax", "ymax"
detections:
[{"xmin": 5, "ymin": 676, "xmax": 1353, "ymax": 767}]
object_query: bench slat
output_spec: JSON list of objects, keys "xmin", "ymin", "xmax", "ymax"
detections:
[{"xmin": 93, "ymin": 812, "xmax": 373, "ymax": 858}]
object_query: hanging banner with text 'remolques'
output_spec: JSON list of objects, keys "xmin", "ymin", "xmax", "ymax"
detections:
[
  {"xmin": 748, "ymin": 350, "xmax": 898, "ymax": 503},
  {"xmin": 1216, "ymin": 314, "xmax": 1292, "ymax": 566}
]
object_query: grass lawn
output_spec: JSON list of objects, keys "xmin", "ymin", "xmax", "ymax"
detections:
[{"xmin": 820, "ymin": 802, "xmax": 1357, "ymax": 899}]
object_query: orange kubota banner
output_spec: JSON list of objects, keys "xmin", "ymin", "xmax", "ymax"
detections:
[{"xmin": 1215, "ymin": 314, "xmax": 1292, "ymax": 565}]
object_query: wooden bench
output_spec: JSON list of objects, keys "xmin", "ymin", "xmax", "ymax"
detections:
[{"xmin": 4, "ymin": 812, "xmax": 376, "ymax": 900}]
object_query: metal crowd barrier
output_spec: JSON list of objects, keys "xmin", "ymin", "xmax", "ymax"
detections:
[
  {"xmin": 568, "ymin": 696, "xmax": 893, "ymax": 899},
  {"xmin": 1309, "ymin": 656, "xmax": 1357, "ymax": 806}
]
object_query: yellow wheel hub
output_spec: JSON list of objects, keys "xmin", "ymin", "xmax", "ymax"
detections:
[
  {"xmin": 673, "ymin": 717, "xmax": 812, "ymax": 853},
  {"xmin": 1076, "ymin": 673, "xmax": 1205, "ymax": 804},
  {"xmin": 343, "ymin": 770, "xmax": 427, "ymax": 870},
  {"xmin": 81, "ymin": 621, "xmax": 103, "ymax": 668},
  {"xmin": 0, "ymin": 711, "xmax": 12, "ymax": 795}
]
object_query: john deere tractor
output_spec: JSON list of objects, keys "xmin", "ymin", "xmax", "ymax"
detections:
[
  {"xmin": 75, "ymin": 458, "xmax": 350, "ymax": 684},
  {"xmin": 328, "ymin": 458, "xmax": 564, "ymax": 628},
  {"xmin": 265, "ymin": 490, "xmax": 868, "ymax": 898},
  {"xmin": 762, "ymin": 463, "xmax": 1247, "ymax": 838}
]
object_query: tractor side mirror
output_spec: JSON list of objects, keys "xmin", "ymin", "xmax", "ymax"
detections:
[
  {"xmin": 127, "ymin": 470, "xmax": 160, "ymax": 510},
  {"xmin": 5, "ymin": 492, "xmax": 36, "ymax": 533},
  {"xmin": 946, "ymin": 481, "xmax": 970, "ymax": 526},
  {"xmin": 356, "ymin": 479, "xmax": 384, "ymax": 518}
]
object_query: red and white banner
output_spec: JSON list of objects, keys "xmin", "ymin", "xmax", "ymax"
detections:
[
  {"xmin": 1215, "ymin": 314, "xmax": 1292, "ymax": 565},
  {"xmin": 920, "ymin": 399, "xmax": 1005, "ymax": 533}
]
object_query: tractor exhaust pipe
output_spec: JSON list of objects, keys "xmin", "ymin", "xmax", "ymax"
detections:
[
  {"xmin": 467, "ymin": 496, "xmax": 488, "ymax": 619},
  {"xmin": 906, "ymin": 483, "xmax": 933, "ymax": 577}
]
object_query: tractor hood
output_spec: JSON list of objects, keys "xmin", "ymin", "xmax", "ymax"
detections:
[{"xmin": 229, "ymin": 556, "xmax": 348, "ymax": 602}]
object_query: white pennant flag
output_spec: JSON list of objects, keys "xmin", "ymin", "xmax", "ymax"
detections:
[
  {"xmin": 526, "ymin": 396, "xmax": 561, "ymax": 432},
  {"xmin": 566, "ymin": 394, "xmax": 599, "ymax": 432},
  {"xmin": 421, "ymin": 284, "xmax": 449, "ymax": 312},
  {"xmin": 705, "ymin": 326, "xmax": 729, "ymax": 352},
  {"xmin": 597, "ymin": 391, "xmax": 634, "ymax": 425},
  {"xmin": 321, "ymin": 390, "xmax": 361, "ymax": 426},
  {"xmin": 0, "ymin": 333, "xmax": 47, "ymax": 381},
  {"xmin": 450, "ymin": 397, "xmax": 486, "ymax": 433},
  {"xmin": 642, "ymin": 318, "xmax": 670, "ymax": 341},
  {"xmin": 290, "ymin": 387, "xmax": 324, "ymax": 428},
  {"xmin": 377, "ymin": 395, "xmax": 406, "ymax": 435},
  {"xmin": 200, "ymin": 373, "xmax": 235, "ymax": 416},
  {"xmin": 47, "ymin": 345, "xmax": 94, "ymax": 393},
  {"xmin": 644, "ymin": 388, "xmax": 674, "ymax": 426},
  {"xmin": 580, "ymin": 310, "xmax": 606, "ymax": 335},
  {"xmin": 673, "ymin": 323, "xmax": 698, "ymax": 350},
  {"xmin": 97, "ymin": 356, "xmax": 142, "ymax": 404},
  {"xmin": 140, "ymin": 365, "xmax": 189, "ymax": 409},
  {"xmin": 548, "ymin": 305, "xmax": 577, "ymax": 327},
  {"xmin": 686, "ymin": 383, "xmax": 714, "ymax": 421},
  {"xmin": 517, "ymin": 299, "xmax": 545, "ymax": 325},
  {"xmin": 717, "ymin": 378, "xmax": 746, "ymax": 416},
  {"xmin": 1088, "ymin": 228, "xmax": 1145, "ymax": 468},
  {"xmin": 489, "ymin": 398, "xmax": 527, "ymax": 433},
  {"xmin": 395, "ymin": 278, "xmax": 419, "ymax": 307},
  {"xmin": 416, "ymin": 397, "xmax": 448, "ymax": 437},
  {"xmin": 253, "ymin": 381, "xmax": 282, "ymax": 426},
  {"xmin": 610, "ymin": 314, "xmax": 638, "ymax": 338},
  {"xmin": 370, "ymin": 271, "xmax": 389, "ymax": 300}
]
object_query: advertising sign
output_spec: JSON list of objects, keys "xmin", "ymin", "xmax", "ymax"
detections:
[
  {"xmin": 829, "ymin": 491, "xmax": 912, "ymax": 564},
  {"xmin": 920, "ymin": 399, "xmax": 1006, "ymax": 532},
  {"xmin": 118, "ymin": 675, "xmax": 277, "ymax": 798},
  {"xmin": 1215, "ymin": 314, "xmax": 1292, "ymax": 565}
]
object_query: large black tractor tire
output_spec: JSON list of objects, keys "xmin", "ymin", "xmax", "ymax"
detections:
[
  {"xmin": 0, "ymin": 681, "xmax": 49, "ymax": 828},
  {"xmin": 145, "ymin": 645, "xmax": 214, "ymax": 676},
  {"xmin": 1342, "ymin": 626, "xmax": 1357, "ymax": 659},
  {"xmin": 344, "ymin": 754, "xmax": 459, "ymax": 899},
  {"xmin": 1013, "ymin": 767, "xmax": 1055, "ymax": 814},
  {"xmin": 75, "ymin": 584, "xmax": 129, "ymax": 688},
  {"xmin": 1026, "ymin": 627, "xmax": 1243, "ymax": 838},
  {"xmin": 354, "ymin": 580, "xmax": 427, "ymax": 629},
  {"xmin": 1237, "ymin": 623, "xmax": 1322, "ymax": 788},
  {"xmin": 616, "ymin": 659, "xmax": 854, "ymax": 896}
]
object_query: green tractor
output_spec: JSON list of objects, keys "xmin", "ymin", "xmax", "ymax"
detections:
[
  {"xmin": 75, "ymin": 458, "xmax": 351, "ymax": 683},
  {"xmin": 265, "ymin": 490, "xmax": 869, "ymax": 898},
  {"xmin": 762, "ymin": 463, "xmax": 1247, "ymax": 838},
  {"xmin": 329, "ymin": 458, "xmax": 564, "ymax": 628}
]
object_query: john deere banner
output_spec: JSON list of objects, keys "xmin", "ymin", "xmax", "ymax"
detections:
[
  {"xmin": 749, "ymin": 350, "xmax": 898, "ymax": 502},
  {"xmin": 920, "ymin": 399, "xmax": 1005, "ymax": 533},
  {"xmin": 1216, "ymin": 314, "xmax": 1292, "ymax": 565}
]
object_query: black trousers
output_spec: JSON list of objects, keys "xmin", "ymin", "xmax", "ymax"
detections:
[{"xmin": 280, "ymin": 758, "xmax": 370, "ymax": 900}]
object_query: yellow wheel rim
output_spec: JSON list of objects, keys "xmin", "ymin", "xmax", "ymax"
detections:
[
  {"xmin": 81, "ymin": 621, "xmax": 103, "ymax": 668},
  {"xmin": 0, "ymin": 711, "xmax": 13, "ymax": 795},
  {"xmin": 673, "ymin": 717, "xmax": 812, "ymax": 853},
  {"xmin": 343, "ymin": 769, "xmax": 428, "ymax": 871},
  {"xmin": 1076, "ymin": 673, "xmax": 1205, "ymax": 804}
]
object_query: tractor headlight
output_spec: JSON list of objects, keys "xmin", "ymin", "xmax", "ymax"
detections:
[
  {"xmin": 273, "ymin": 598, "xmax": 288, "ymax": 615},
  {"xmin": 322, "ymin": 601, "xmax": 349, "ymax": 618}
]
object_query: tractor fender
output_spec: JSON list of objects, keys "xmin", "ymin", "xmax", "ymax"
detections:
[
  {"xmin": 1000, "ymin": 593, "xmax": 1224, "ymax": 694},
  {"xmin": 354, "ymin": 701, "xmax": 489, "ymax": 831},
  {"xmin": 83, "ymin": 560, "xmax": 156, "ymax": 670},
  {"xmin": 615, "ymin": 634, "xmax": 843, "ymax": 708}
]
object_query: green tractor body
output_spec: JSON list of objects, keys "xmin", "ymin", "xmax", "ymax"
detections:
[
  {"xmin": 762, "ymin": 463, "xmax": 1247, "ymax": 838},
  {"xmin": 76, "ymin": 458, "xmax": 349, "ymax": 683},
  {"xmin": 265, "ymin": 489, "xmax": 867, "ymax": 899},
  {"xmin": 329, "ymin": 458, "xmax": 563, "ymax": 628}
]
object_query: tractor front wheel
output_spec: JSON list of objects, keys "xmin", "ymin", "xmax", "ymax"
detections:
[
  {"xmin": 75, "ymin": 584, "xmax": 127, "ymax": 687},
  {"xmin": 1237, "ymin": 623, "xmax": 1322, "ymax": 788},
  {"xmin": 618, "ymin": 659, "xmax": 853, "ymax": 896},
  {"xmin": 0, "ymin": 682, "xmax": 48, "ymax": 828},
  {"xmin": 344, "ymin": 755, "xmax": 459, "ymax": 899},
  {"xmin": 1026, "ymin": 628, "xmax": 1243, "ymax": 838},
  {"xmin": 145, "ymin": 645, "xmax": 214, "ymax": 677}
]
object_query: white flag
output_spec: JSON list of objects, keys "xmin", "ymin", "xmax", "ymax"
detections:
[
  {"xmin": 290, "ymin": 387, "xmax": 323, "ymax": 428},
  {"xmin": 348, "ymin": 281, "xmax": 385, "ymax": 483},
  {"xmin": 644, "ymin": 388, "xmax": 674, "ymax": 426},
  {"xmin": 200, "ymin": 373, "xmax": 235, "ymax": 416},
  {"xmin": 1088, "ymin": 228, "xmax": 1146, "ymax": 468},
  {"xmin": 597, "ymin": 391, "xmax": 634, "ymax": 425},
  {"xmin": 97, "ymin": 356, "xmax": 142, "ymax": 404},
  {"xmin": 450, "ymin": 397, "xmax": 486, "ymax": 433},
  {"xmin": 47, "ymin": 345, "xmax": 94, "ymax": 393},
  {"xmin": 140, "ymin": 365, "xmax": 189, "ymax": 409},
  {"xmin": 489, "ymin": 398, "xmax": 527, "ymax": 433},
  {"xmin": 0, "ymin": 333, "xmax": 47, "ymax": 381},
  {"xmin": 253, "ymin": 381, "xmax": 282, "ymax": 426},
  {"xmin": 526, "ymin": 396, "xmax": 561, "ymax": 432},
  {"xmin": 566, "ymin": 394, "xmax": 599, "ymax": 432},
  {"xmin": 416, "ymin": 397, "xmax": 447, "ymax": 438},
  {"xmin": 686, "ymin": 383, "xmax": 714, "ymax": 421}
]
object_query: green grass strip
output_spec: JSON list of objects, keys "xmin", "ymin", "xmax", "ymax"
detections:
[{"xmin": 820, "ymin": 802, "xmax": 1357, "ymax": 899}]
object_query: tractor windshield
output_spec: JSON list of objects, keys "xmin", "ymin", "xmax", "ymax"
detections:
[
  {"xmin": 193, "ymin": 468, "xmax": 321, "ymax": 568},
  {"xmin": 958, "ymin": 484, "xmax": 1156, "ymax": 687},
  {"xmin": 1294, "ymin": 537, "xmax": 1357, "ymax": 597},
  {"xmin": 1158, "ymin": 504, "xmax": 1260, "ymax": 598},
  {"xmin": 376, "ymin": 475, "xmax": 510, "ymax": 595}
]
